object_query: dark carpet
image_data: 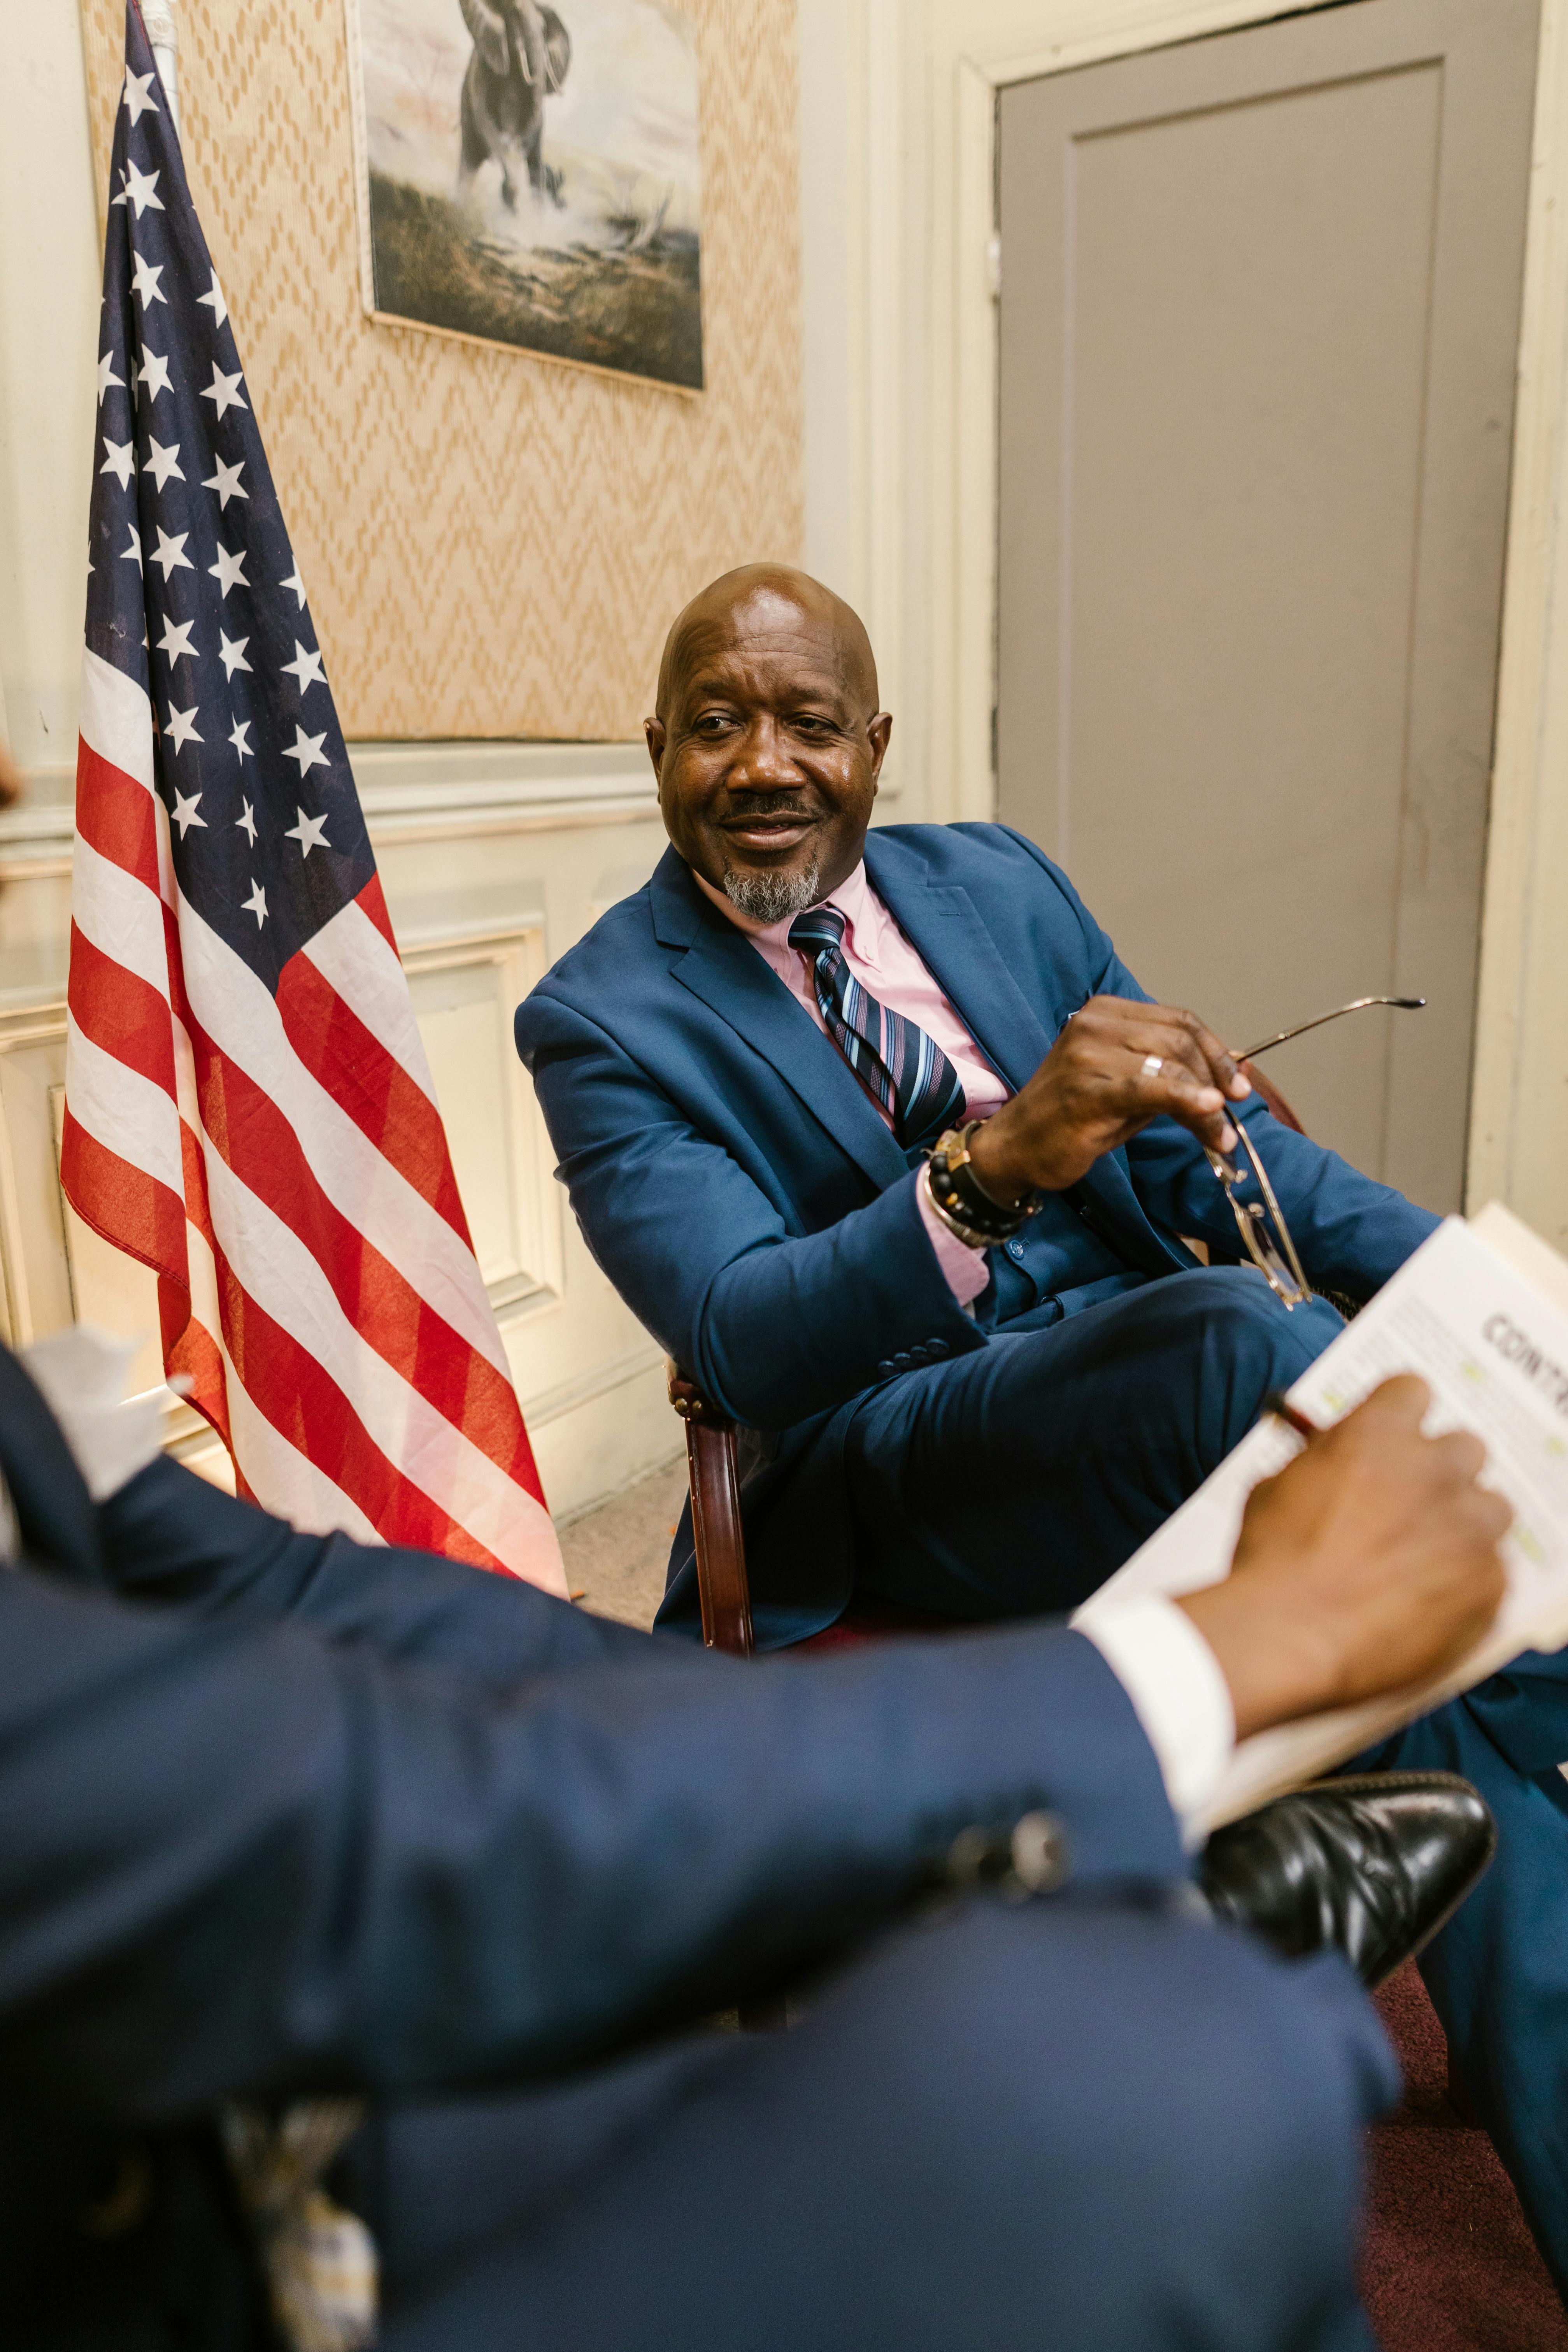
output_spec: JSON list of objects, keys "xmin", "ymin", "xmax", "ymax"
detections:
[{"xmin": 1364, "ymin": 1963, "xmax": 1566, "ymax": 2348}]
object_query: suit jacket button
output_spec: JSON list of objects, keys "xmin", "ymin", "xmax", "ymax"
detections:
[
  {"xmin": 891, "ymin": 1351, "xmax": 912, "ymax": 1371},
  {"xmin": 1011, "ymin": 1811, "xmax": 1072, "ymax": 1892},
  {"xmin": 1005, "ymin": 1238, "xmax": 1026, "ymax": 1261},
  {"xmin": 875, "ymin": 1359, "xmax": 895, "ymax": 1379},
  {"xmin": 926, "ymin": 1339, "xmax": 949, "ymax": 1359}
]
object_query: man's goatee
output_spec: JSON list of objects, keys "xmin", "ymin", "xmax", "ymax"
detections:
[{"xmin": 722, "ymin": 861, "xmax": 823, "ymax": 926}]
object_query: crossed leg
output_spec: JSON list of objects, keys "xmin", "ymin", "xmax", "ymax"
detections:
[{"xmin": 845, "ymin": 1266, "xmax": 1343, "ymax": 1619}]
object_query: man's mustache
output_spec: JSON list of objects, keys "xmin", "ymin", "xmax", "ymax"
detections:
[{"xmin": 721, "ymin": 793, "xmax": 818, "ymax": 822}]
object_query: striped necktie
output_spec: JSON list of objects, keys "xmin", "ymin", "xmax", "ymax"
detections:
[{"xmin": 788, "ymin": 903, "xmax": 966, "ymax": 1151}]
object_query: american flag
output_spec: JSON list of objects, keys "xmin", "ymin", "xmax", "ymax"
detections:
[{"xmin": 63, "ymin": 1, "xmax": 565, "ymax": 1591}]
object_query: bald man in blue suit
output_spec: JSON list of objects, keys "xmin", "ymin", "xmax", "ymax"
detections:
[
  {"xmin": 515, "ymin": 563, "xmax": 1568, "ymax": 2296},
  {"xmin": 517, "ymin": 568, "xmax": 1432, "ymax": 1647}
]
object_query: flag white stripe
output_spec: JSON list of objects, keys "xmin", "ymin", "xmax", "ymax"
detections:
[
  {"xmin": 71, "ymin": 829, "xmax": 174, "ymax": 998},
  {"xmin": 180, "ymin": 1217, "xmax": 381, "ymax": 1544},
  {"xmin": 301, "ymin": 899, "xmax": 440, "ymax": 1108},
  {"xmin": 191, "ymin": 1083, "xmax": 554, "ymax": 1572},
  {"xmin": 80, "ymin": 645, "xmax": 156, "ymax": 793},
  {"xmin": 65, "ymin": 1013, "xmax": 186, "ymax": 1199},
  {"xmin": 168, "ymin": 889, "xmax": 512, "ymax": 1378}
]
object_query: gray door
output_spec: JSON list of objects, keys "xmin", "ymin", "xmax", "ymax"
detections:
[{"xmin": 997, "ymin": 0, "xmax": 1538, "ymax": 1212}]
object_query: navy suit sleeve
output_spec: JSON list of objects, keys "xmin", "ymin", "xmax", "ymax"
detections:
[
  {"xmin": 95, "ymin": 1454, "xmax": 657, "ymax": 1677},
  {"xmin": 521, "ymin": 992, "xmax": 986, "ymax": 1428},
  {"xmin": 0, "ymin": 1566, "xmax": 1182, "ymax": 2120},
  {"xmin": 1016, "ymin": 840, "xmax": 1439, "ymax": 1295}
]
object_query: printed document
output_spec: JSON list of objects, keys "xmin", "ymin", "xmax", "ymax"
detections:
[{"xmin": 1081, "ymin": 1203, "xmax": 1568, "ymax": 1831}]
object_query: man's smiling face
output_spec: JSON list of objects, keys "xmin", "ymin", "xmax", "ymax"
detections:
[{"xmin": 645, "ymin": 566, "xmax": 891, "ymax": 924}]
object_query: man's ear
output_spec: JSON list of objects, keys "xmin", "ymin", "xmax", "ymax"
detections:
[
  {"xmin": 644, "ymin": 717, "xmax": 665, "ymax": 781},
  {"xmin": 867, "ymin": 710, "xmax": 892, "ymax": 782}
]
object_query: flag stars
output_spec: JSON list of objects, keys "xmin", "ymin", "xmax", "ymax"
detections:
[
  {"xmin": 202, "ymin": 454, "xmax": 247, "ymax": 509},
  {"xmin": 284, "ymin": 807, "xmax": 331, "ymax": 859},
  {"xmin": 170, "ymin": 788, "xmax": 207, "ymax": 838},
  {"xmin": 241, "ymin": 879, "xmax": 268, "ymax": 929},
  {"xmin": 149, "ymin": 525, "xmax": 193, "ymax": 581},
  {"xmin": 163, "ymin": 702, "xmax": 202, "ymax": 753},
  {"xmin": 282, "ymin": 724, "xmax": 329, "ymax": 778},
  {"xmin": 236, "ymin": 798, "xmax": 258, "ymax": 843},
  {"xmin": 122, "ymin": 65, "xmax": 159, "ymax": 125},
  {"xmin": 208, "ymin": 542, "xmax": 249, "ymax": 597},
  {"xmin": 100, "ymin": 436, "xmax": 135, "ymax": 490},
  {"xmin": 97, "ymin": 349, "xmax": 125, "ymax": 403},
  {"xmin": 196, "ymin": 271, "xmax": 228, "ymax": 331},
  {"xmin": 143, "ymin": 436, "xmax": 184, "ymax": 491},
  {"xmin": 229, "ymin": 721, "xmax": 254, "ymax": 765},
  {"xmin": 156, "ymin": 614, "xmax": 198, "ymax": 666},
  {"xmin": 219, "ymin": 631, "xmax": 252, "ymax": 680},
  {"xmin": 282, "ymin": 640, "xmax": 326, "ymax": 695},
  {"xmin": 120, "ymin": 524, "xmax": 144, "ymax": 574},
  {"xmin": 136, "ymin": 347, "xmax": 173, "ymax": 403},
  {"xmin": 200, "ymin": 362, "xmax": 247, "ymax": 421},
  {"xmin": 130, "ymin": 251, "xmax": 167, "ymax": 310},
  {"xmin": 112, "ymin": 158, "xmax": 165, "ymax": 218},
  {"xmin": 279, "ymin": 567, "xmax": 307, "ymax": 610}
]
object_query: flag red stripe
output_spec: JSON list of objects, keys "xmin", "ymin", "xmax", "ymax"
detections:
[
  {"xmin": 74, "ymin": 737, "xmax": 164, "ymax": 899},
  {"xmin": 202, "ymin": 1226, "xmax": 506, "ymax": 1571},
  {"xmin": 356, "ymin": 868, "xmax": 400, "ymax": 956},
  {"xmin": 68, "ymin": 921, "xmax": 178, "ymax": 1098},
  {"xmin": 274, "ymin": 948, "xmax": 473, "ymax": 1245},
  {"xmin": 59, "ymin": 1106, "xmax": 187, "ymax": 1280},
  {"xmin": 159, "ymin": 1280, "xmax": 235, "ymax": 1455},
  {"xmin": 175, "ymin": 987, "xmax": 533, "ymax": 1481}
]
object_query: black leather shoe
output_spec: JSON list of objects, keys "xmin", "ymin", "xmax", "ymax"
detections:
[{"xmin": 1199, "ymin": 1771, "xmax": 1496, "ymax": 1989}]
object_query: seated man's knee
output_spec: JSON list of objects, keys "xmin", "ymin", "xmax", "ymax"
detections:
[{"xmin": 1180, "ymin": 1267, "xmax": 1341, "ymax": 1421}]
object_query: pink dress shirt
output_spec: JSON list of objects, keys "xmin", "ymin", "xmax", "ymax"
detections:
[{"xmin": 695, "ymin": 861, "xmax": 1006, "ymax": 1306}]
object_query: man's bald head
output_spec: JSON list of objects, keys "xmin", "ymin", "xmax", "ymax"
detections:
[
  {"xmin": 656, "ymin": 565, "xmax": 879, "ymax": 723},
  {"xmin": 645, "ymin": 564, "xmax": 891, "ymax": 922}
]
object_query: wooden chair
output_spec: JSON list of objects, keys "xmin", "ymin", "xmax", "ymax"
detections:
[{"xmin": 672, "ymin": 1058, "xmax": 1305, "ymax": 1661}]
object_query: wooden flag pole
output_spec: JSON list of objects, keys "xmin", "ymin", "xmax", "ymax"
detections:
[{"xmin": 141, "ymin": 0, "xmax": 179, "ymax": 137}]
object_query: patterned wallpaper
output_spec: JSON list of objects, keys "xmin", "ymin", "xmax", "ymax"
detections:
[{"xmin": 79, "ymin": 0, "xmax": 803, "ymax": 740}]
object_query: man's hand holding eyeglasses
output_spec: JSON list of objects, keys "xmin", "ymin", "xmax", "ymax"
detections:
[{"xmin": 966, "ymin": 994, "xmax": 1254, "ymax": 1203}]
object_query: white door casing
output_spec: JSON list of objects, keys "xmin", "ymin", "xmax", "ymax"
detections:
[{"xmin": 812, "ymin": 0, "xmax": 1568, "ymax": 1241}]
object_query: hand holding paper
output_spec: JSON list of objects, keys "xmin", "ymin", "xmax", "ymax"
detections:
[
  {"xmin": 1177, "ymin": 1375, "xmax": 1510, "ymax": 1741},
  {"xmin": 1079, "ymin": 1202, "xmax": 1568, "ymax": 1829}
]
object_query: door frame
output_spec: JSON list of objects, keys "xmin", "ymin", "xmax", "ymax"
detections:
[{"xmin": 836, "ymin": 0, "xmax": 1568, "ymax": 1233}]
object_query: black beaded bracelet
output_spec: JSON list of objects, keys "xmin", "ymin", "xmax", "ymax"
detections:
[{"xmin": 926, "ymin": 1123, "xmax": 1041, "ymax": 1244}]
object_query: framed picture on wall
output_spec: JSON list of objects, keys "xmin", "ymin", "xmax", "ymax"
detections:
[{"xmin": 344, "ymin": 0, "xmax": 704, "ymax": 391}]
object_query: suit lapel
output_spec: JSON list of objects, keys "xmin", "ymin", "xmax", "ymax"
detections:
[
  {"xmin": 863, "ymin": 834, "xmax": 1187, "ymax": 1277},
  {"xmin": 656, "ymin": 852, "xmax": 909, "ymax": 1194},
  {"xmin": 863, "ymin": 834, "xmax": 1054, "ymax": 1093}
]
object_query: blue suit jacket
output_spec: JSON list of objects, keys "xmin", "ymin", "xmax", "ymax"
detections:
[
  {"xmin": 0, "ymin": 1339, "xmax": 1179, "ymax": 2346},
  {"xmin": 516, "ymin": 824, "xmax": 1438, "ymax": 1638}
]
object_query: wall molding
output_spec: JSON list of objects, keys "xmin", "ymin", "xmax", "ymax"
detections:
[
  {"xmin": 519, "ymin": 1339, "xmax": 667, "ymax": 1432},
  {"xmin": 0, "ymin": 740, "xmax": 660, "ymax": 879}
]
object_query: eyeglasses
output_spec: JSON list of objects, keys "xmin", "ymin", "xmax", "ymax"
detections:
[{"xmin": 1205, "ymin": 994, "xmax": 1425, "ymax": 1309}]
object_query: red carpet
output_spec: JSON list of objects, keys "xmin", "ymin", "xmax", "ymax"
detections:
[{"xmin": 1363, "ymin": 1964, "xmax": 1566, "ymax": 2348}]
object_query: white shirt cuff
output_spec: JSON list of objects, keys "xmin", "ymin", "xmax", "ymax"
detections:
[
  {"xmin": 1071, "ymin": 1592, "xmax": 1235, "ymax": 1849},
  {"xmin": 22, "ymin": 1325, "xmax": 164, "ymax": 1502}
]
